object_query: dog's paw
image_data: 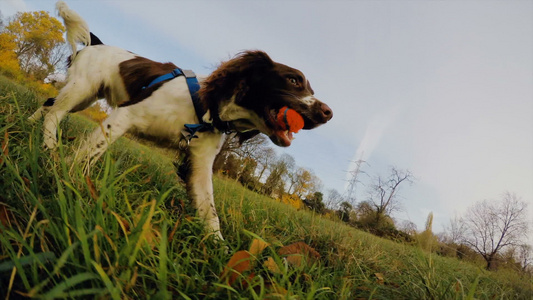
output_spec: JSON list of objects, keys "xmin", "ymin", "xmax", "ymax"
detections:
[{"xmin": 43, "ymin": 139, "xmax": 57, "ymax": 151}]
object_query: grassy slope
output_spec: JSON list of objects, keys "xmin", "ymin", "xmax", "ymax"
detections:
[{"xmin": 0, "ymin": 76, "xmax": 531, "ymax": 299}]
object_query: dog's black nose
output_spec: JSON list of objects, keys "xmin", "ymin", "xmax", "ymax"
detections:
[{"xmin": 321, "ymin": 103, "xmax": 333, "ymax": 121}]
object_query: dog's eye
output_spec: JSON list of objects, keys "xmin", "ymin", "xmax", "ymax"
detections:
[{"xmin": 288, "ymin": 77, "xmax": 298, "ymax": 86}]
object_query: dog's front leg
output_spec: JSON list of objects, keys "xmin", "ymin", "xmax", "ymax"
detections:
[
  {"xmin": 74, "ymin": 107, "xmax": 133, "ymax": 171},
  {"xmin": 187, "ymin": 134, "xmax": 225, "ymax": 241}
]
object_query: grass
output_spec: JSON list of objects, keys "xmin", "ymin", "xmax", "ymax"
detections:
[{"xmin": 1, "ymin": 75, "xmax": 532, "ymax": 299}]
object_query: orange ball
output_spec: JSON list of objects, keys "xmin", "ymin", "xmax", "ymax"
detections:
[{"xmin": 277, "ymin": 106, "xmax": 304, "ymax": 133}]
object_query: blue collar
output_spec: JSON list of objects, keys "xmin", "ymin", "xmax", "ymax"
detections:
[{"xmin": 144, "ymin": 68, "xmax": 214, "ymax": 138}]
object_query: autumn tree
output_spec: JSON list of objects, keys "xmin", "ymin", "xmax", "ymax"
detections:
[
  {"xmin": 263, "ymin": 154, "xmax": 295, "ymax": 197},
  {"xmin": 287, "ymin": 167, "xmax": 321, "ymax": 198},
  {"xmin": 0, "ymin": 29, "xmax": 20, "ymax": 78},
  {"xmin": 462, "ymin": 192, "xmax": 529, "ymax": 270},
  {"xmin": 3, "ymin": 11, "xmax": 66, "ymax": 81}
]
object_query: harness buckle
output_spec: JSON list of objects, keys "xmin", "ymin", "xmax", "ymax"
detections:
[{"xmin": 182, "ymin": 69, "xmax": 196, "ymax": 78}]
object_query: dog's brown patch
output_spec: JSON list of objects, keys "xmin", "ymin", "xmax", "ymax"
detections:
[{"xmin": 118, "ymin": 56, "xmax": 178, "ymax": 107}]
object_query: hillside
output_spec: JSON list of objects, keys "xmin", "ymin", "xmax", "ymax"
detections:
[{"xmin": 1, "ymin": 75, "xmax": 531, "ymax": 299}]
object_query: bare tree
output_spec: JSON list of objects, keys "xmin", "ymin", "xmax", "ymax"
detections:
[
  {"xmin": 214, "ymin": 134, "xmax": 269, "ymax": 173},
  {"xmin": 462, "ymin": 192, "xmax": 528, "ymax": 270},
  {"xmin": 366, "ymin": 167, "xmax": 413, "ymax": 225},
  {"xmin": 325, "ymin": 189, "xmax": 344, "ymax": 209},
  {"xmin": 516, "ymin": 244, "xmax": 532, "ymax": 273},
  {"xmin": 255, "ymin": 147, "xmax": 276, "ymax": 182},
  {"xmin": 443, "ymin": 214, "xmax": 467, "ymax": 244},
  {"xmin": 399, "ymin": 220, "xmax": 418, "ymax": 236}
]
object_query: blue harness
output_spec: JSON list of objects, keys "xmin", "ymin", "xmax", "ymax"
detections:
[{"xmin": 143, "ymin": 68, "xmax": 214, "ymax": 145}]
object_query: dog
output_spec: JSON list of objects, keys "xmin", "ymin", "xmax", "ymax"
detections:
[{"xmin": 30, "ymin": 1, "xmax": 333, "ymax": 241}]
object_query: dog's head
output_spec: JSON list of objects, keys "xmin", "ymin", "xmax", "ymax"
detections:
[{"xmin": 200, "ymin": 51, "xmax": 333, "ymax": 147}]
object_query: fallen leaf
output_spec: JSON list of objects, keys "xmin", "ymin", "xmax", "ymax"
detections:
[
  {"xmin": 22, "ymin": 177, "xmax": 31, "ymax": 189},
  {"xmin": 277, "ymin": 242, "xmax": 320, "ymax": 267},
  {"xmin": 0, "ymin": 202, "xmax": 12, "ymax": 230},
  {"xmin": 0, "ymin": 131, "xmax": 8, "ymax": 165},
  {"xmin": 85, "ymin": 176, "xmax": 98, "ymax": 200},
  {"xmin": 374, "ymin": 273, "xmax": 384, "ymax": 285},
  {"xmin": 220, "ymin": 250, "xmax": 254, "ymax": 287},
  {"xmin": 168, "ymin": 218, "xmax": 180, "ymax": 241},
  {"xmin": 265, "ymin": 281, "xmax": 289, "ymax": 298},
  {"xmin": 249, "ymin": 238, "xmax": 270, "ymax": 256},
  {"xmin": 263, "ymin": 256, "xmax": 281, "ymax": 274}
]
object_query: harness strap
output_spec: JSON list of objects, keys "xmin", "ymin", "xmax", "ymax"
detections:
[{"xmin": 143, "ymin": 68, "xmax": 214, "ymax": 139}]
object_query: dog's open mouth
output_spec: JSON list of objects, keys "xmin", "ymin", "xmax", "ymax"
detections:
[
  {"xmin": 267, "ymin": 106, "xmax": 306, "ymax": 147},
  {"xmin": 272, "ymin": 129, "xmax": 295, "ymax": 147}
]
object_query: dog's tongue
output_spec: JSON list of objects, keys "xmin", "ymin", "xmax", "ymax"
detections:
[{"xmin": 274, "ymin": 130, "xmax": 293, "ymax": 147}]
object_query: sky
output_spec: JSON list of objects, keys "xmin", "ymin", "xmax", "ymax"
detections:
[{"xmin": 2, "ymin": 0, "xmax": 532, "ymax": 234}]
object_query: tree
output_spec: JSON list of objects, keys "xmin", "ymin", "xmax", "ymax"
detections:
[
  {"xmin": 516, "ymin": 244, "xmax": 532, "ymax": 273},
  {"xmin": 3, "ymin": 11, "xmax": 66, "ymax": 80},
  {"xmin": 287, "ymin": 167, "xmax": 321, "ymax": 198},
  {"xmin": 325, "ymin": 189, "xmax": 344, "ymax": 209},
  {"xmin": 462, "ymin": 192, "xmax": 528, "ymax": 270},
  {"xmin": 0, "ymin": 29, "xmax": 21, "ymax": 78},
  {"xmin": 255, "ymin": 147, "xmax": 276, "ymax": 182},
  {"xmin": 303, "ymin": 192, "xmax": 325, "ymax": 213},
  {"xmin": 366, "ymin": 167, "xmax": 413, "ymax": 226},
  {"xmin": 443, "ymin": 214, "xmax": 467, "ymax": 244},
  {"xmin": 338, "ymin": 201, "xmax": 353, "ymax": 223},
  {"xmin": 214, "ymin": 134, "xmax": 268, "ymax": 175},
  {"xmin": 263, "ymin": 154, "xmax": 294, "ymax": 197}
]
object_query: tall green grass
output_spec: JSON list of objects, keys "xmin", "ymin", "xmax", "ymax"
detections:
[{"xmin": 1, "ymin": 76, "xmax": 532, "ymax": 299}]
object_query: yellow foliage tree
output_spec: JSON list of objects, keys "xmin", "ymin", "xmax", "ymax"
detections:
[
  {"xmin": 77, "ymin": 101, "xmax": 109, "ymax": 123},
  {"xmin": 278, "ymin": 194, "xmax": 304, "ymax": 210},
  {"xmin": 0, "ymin": 31, "xmax": 22, "ymax": 79},
  {"xmin": 4, "ymin": 11, "xmax": 66, "ymax": 81}
]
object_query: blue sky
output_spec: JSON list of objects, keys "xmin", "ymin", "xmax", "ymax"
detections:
[{"xmin": 2, "ymin": 0, "xmax": 532, "ymax": 234}]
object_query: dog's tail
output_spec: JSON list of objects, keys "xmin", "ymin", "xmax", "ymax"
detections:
[{"xmin": 56, "ymin": 1, "xmax": 91, "ymax": 59}]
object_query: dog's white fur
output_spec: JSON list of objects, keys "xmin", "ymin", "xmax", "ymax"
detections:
[{"xmin": 30, "ymin": 1, "xmax": 332, "ymax": 241}]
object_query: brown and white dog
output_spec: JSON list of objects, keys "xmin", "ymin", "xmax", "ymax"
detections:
[{"xmin": 30, "ymin": 1, "xmax": 332, "ymax": 240}]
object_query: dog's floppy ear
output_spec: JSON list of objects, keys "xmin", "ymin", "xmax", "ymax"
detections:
[{"xmin": 199, "ymin": 51, "xmax": 275, "ymax": 131}]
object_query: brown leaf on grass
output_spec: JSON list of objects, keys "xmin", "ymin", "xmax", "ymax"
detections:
[
  {"xmin": 263, "ymin": 256, "xmax": 281, "ymax": 274},
  {"xmin": 0, "ymin": 202, "xmax": 12, "ymax": 230},
  {"xmin": 277, "ymin": 242, "xmax": 320, "ymax": 267},
  {"xmin": 141, "ymin": 176, "xmax": 152, "ymax": 184},
  {"xmin": 168, "ymin": 218, "xmax": 180, "ymax": 241},
  {"xmin": 85, "ymin": 176, "xmax": 99, "ymax": 200},
  {"xmin": 220, "ymin": 250, "xmax": 255, "ymax": 287},
  {"xmin": 0, "ymin": 131, "xmax": 8, "ymax": 165},
  {"xmin": 265, "ymin": 281, "xmax": 289, "ymax": 298},
  {"xmin": 249, "ymin": 238, "xmax": 270, "ymax": 256},
  {"xmin": 374, "ymin": 273, "xmax": 384, "ymax": 285},
  {"xmin": 21, "ymin": 177, "xmax": 31, "ymax": 189}
]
